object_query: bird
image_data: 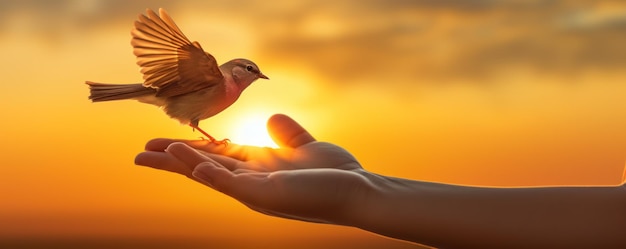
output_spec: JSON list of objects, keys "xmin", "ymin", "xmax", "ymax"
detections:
[{"xmin": 86, "ymin": 8, "xmax": 268, "ymax": 144}]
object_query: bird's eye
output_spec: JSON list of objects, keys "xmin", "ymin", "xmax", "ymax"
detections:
[{"xmin": 246, "ymin": 65, "xmax": 254, "ymax": 72}]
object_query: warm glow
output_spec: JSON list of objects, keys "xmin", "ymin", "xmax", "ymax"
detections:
[
  {"xmin": 1, "ymin": 2, "xmax": 625, "ymax": 249},
  {"xmin": 229, "ymin": 112, "xmax": 278, "ymax": 147}
]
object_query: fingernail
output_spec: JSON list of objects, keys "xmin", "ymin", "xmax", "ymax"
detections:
[
  {"xmin": 192, "ymin": 163, "xmax": 216, "ymax": 187},
  {"xmin": 164, "ymin": 142, "xmax": 181, "ymax": 153}
]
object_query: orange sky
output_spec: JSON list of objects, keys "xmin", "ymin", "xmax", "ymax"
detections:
[{"xmin": 1, "ymin": 1, "xmax": 625, "ymax": 248}]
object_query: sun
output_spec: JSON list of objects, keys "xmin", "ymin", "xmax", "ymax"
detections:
[{"xmin": 229, "ymin": 113, "xmax": 278, "ymax": 147}]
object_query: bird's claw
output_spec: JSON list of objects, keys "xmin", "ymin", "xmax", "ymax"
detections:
[
  {"xmin": 213, "ymin": 138, "xmax": 230, "ymax": 146},
  {"xmin": 199, "ymin": 136, "xmax": 230, "ymax": 146},
  {"xmin": 190, "ymin": 124, "xmax": 228, "ymax": 146}
]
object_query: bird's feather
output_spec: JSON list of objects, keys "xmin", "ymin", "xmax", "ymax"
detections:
[
  {"xmin": 86, "ymin": 81, "xmax": 157, "ymax": 102},
  {"xmin": 131, "ymin": 8, "xmax": 224, "ymax": 97}
]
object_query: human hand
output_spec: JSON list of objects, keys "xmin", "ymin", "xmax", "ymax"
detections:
[{"xmin": 135, "ymin": 114, "xmax": 372, "ymax": 224}]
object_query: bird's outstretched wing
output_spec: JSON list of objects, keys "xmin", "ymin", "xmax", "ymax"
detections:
[{"xmin": 131, "ymin": 8, "xmax": 224, "ymax": 97}]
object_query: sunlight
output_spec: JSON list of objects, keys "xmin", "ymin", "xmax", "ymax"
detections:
[
  {"xmin": 622, "ymin": 161, "xmax": 626, "ymax": 184},
  {"xmin": 229, "ymin": 113, "xmax": 278, "ymax": 148}
]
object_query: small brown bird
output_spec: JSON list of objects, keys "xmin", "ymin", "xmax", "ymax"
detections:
[{"xmin": 86, "ymin": 8, "xmax": 268, "ymax": 144}]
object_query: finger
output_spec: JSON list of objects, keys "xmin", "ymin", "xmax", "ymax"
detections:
[
  {"xmin": 144, "ymin": 138, "xmax": 247, "ymax": 152},
  {"xmin": 267, "ymin": 114, "xmax": 316, "ymax": 148},
  {"xmin": 144, "ymin": 138, "xmax": 222, "ymax": 151},
  {"xmin": 134, "ymin": 151, "xmax": 193, "ymax": 177},
  {"xmin": 144, "ymin": 138, "xmax": 260, "ymax": 162},
  {"xmin": 186, "ymin": 142, "xmax": 258, "ymax": 161},
  {"xmin": 144, "ymin": 138, "xmax": 182, "ymax": 151},
  {"xmin": 192, "ymin": 162, "xmax": 270, "ymax": 204},
  {"xmin": 166, "ymin": 142, "xmax": 245, "ymax": 171},
  {"xmin": 191, "ymin": 162, "xmax": 233, "ymax": 189}
]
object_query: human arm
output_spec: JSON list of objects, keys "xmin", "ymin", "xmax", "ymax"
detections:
[
  {"xmin": 353, "ymin": 174, "xmax": 626, "ymax": 248},
  {"xmin": 135, "ymin": 114, "xmax": 626, "ymax": 248}
]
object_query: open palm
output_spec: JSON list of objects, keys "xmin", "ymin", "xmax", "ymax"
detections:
[{"xmin": 135, "ymin": 114, "xmax": 371, "ymax": 224}]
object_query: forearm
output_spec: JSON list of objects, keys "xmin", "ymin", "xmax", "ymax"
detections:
[{"xmin": 350, "ymin": 172, "xmax": 626, "ymax": 248}]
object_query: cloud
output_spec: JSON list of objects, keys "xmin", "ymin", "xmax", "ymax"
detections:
[
  {"xmin": 249, "ymin": 0, "xmax": 626, "ymax": 85},
  {"xmin": 3, "ymin": 0, "xmax": 624, "ymax": 85},
  {"xmin": 0, "ymin": 0, "xmax": 178, "ymax": 44}
]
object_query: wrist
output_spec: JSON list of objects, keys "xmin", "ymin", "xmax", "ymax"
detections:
[
  {"xmin": 339, "ymin": 170, "xmax": 400, "ymax": 226},
  {"xmin": 344, "ymin": 171, "xmax": 441, "ymax": 246},
  {"xmin": 328, "ymin": 169, "xmax": 384, "ymax": 227}
]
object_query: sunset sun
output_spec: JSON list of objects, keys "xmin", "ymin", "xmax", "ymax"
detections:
[{"xmin": 229, "ymin": 113, "xmax": 278, "ymax": 147}]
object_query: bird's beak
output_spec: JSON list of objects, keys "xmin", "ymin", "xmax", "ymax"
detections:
[{"xmin": 258, "ymin": 73, "xmax": 269, "ymax": 80}]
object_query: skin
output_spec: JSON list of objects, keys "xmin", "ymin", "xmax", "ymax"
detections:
[{"xmin": 135, "ymin": 114, "xmax": 626, "ymax": 248}]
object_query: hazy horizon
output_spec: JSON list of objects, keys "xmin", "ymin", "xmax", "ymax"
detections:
[{"xmin": 1, "ymin": 1, "xmax": 625, "ymax": 248}]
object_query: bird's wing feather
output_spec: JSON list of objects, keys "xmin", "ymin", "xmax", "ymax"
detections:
[{"xmin": 131, "ymin": 8, "xmax": 224, "ymax": 97}]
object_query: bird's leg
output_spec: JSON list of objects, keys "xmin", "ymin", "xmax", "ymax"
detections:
[{"xmin": 189, "ymin": 124, "xmax": 230, "ymax": 146}]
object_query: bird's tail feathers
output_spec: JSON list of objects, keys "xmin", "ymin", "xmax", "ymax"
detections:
[{"xmin": 86, "ymin": 81, "xmax": 156, "ymax": 102}]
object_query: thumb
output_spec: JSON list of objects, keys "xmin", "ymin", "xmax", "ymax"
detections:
[
  {"xmin": 267, "ymin": 114, "xmax": 316, "ymax": 148},
  {"xmin": 192, "ymin": 162, "xmax": 234, "ymax": 191}
]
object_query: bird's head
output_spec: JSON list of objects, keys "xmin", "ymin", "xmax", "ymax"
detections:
[{"xmin": 224, "ymin": 59, "xmax": 269, "ymax": 89}]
